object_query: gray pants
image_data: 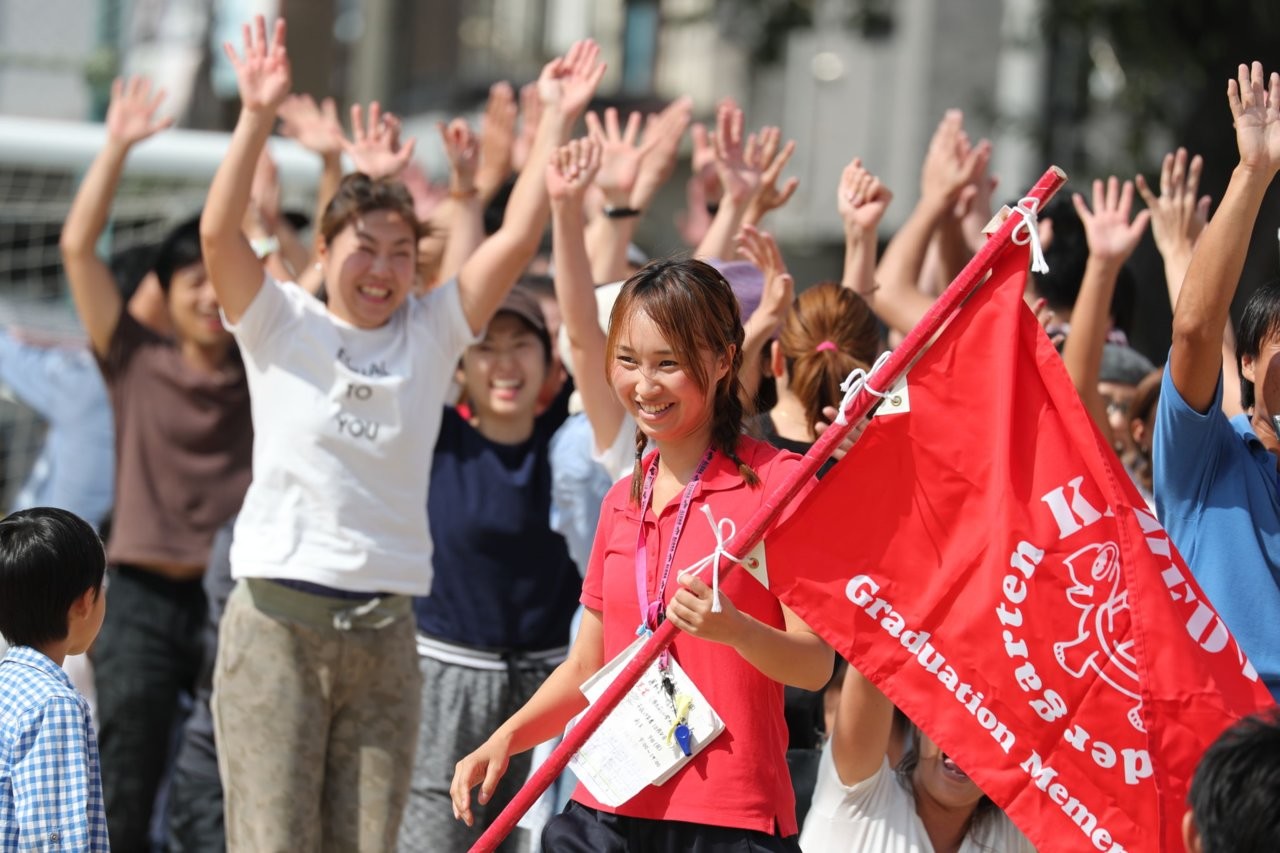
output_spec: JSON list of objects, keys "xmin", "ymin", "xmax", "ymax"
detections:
[
  {"xmin": 212, "ymin": 579, "xmax": 422, "ymax": 853},
  {"xmin": 398, "ymin": 650, "xmax": 558, "ymax": 852}
]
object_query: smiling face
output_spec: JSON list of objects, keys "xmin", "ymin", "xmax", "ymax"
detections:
[
  {"xmin": 167, "ymin": 261, "xmax": 231, "ymax": 347},
  {"xmin": 610, "ymin": 307, "xmax": 728, "ymax": 452},
  {"xmin": 321, "ymin": 209, "xmax": 417, "ymax": 329},
  {"xmin": 461, "ymin": 312, "xmax": 549, "ymax": 424},
  {"xmin": 912, "ymin": 731, "xmax": 986, "ymax": 814}
]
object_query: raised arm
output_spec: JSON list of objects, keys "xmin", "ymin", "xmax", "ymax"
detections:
[
  {"xmin": 837, "ymin": 157, "xmax": 893, "ymax": 300},
  {"xmin": 1171, "ymin": 62, "xmax": 1280, "ymax": 414},
  {"xmin": 200, "ymin": 15, "xmax": 291, "ymax": 324},
  {"xmin": 1062, "ymin": 177, "xmax": 1151, "ymax": 437},
  {"xmin": 735, "ymin": 224, "xmax": 795, "ymax": 404},
  {"xmin": 829, "ymin": 664, "xmax": 897, "ymax": 786},
  {"xmin": 475, "ymin": 81, "xmax": 517, "ymax": 205},
  {"xmin": 1134, "ymin": 148, "xmax": 1242, "ymax": 416},
  {"xmin": 548, "ymin": 137, "xmax": 623, "ymax": 455},
  {"xmin": 434, "ymin": 118, "xmax": 486, "ymax": 285},
  {"xmin": 276, "ymin": 92, "xmax": 344, "ymax": 261},
  {"xmin": 872, "ymin": 110, "xmax": 989, "ymax": 336},
  {"xmin": 695, "ymin": 102, "xmax": 764, "ymax": 262},
  {"xmin": 456, "ymin": 39, "xmax": 605, "ymax": 335},
  {"xmin": 584, "ymin": 107, "xmax": 646, "ymax": 283},
  {"xmin": 741, "ymin": 127, "xmax": 799, "ymax": 229},
  {"xmin": 60, "ymin": 76, "xmax": 173, "ymax": 357}
]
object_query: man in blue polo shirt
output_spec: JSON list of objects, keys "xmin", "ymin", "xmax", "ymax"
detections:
[{"xmin": 1153, "ymin": 60, "xmax": 1280, "ymax": 701}]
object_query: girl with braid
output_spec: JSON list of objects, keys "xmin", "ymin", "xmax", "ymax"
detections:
[{"xmin": 452, "ymin": 258, "xmax": 833, "ymax": 851}]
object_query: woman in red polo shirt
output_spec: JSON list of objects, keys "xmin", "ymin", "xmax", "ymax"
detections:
[{"xmin": 452, "ymin": 256, "xmax": 833, "ymax": 850}]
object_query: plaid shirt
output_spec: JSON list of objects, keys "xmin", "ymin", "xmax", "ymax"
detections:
[{"xmin": 0, "ymin": 646, "xmax": 109, "ymax": 851}]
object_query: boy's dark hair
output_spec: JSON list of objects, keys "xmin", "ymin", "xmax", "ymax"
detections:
[
  {"xmin": 1031, "ymin": 196, "xmax": 1138, "ymax": 336},
  {"xmin": 1188, "ymin": 709, "xmax": 1280, "ymax": 852},
  {"xmin": 1235, "ymin": 279, "xmax": 1280, "ymax": 411},
  {"xmin": 0, "ymin": 507, "xmax": 106, "ymax": 648},
  {"xmin": 153, "ymin": 215, "xmax": 204, "ymax": 294},
  {"xmin": 108, "ymin": 242, "xmax": 158, "ymax": 302}
]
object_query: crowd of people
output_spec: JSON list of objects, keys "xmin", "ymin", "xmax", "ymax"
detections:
[{"xmin": 1, "ymin": 12, "xmax": 1279, "ymax": 852}]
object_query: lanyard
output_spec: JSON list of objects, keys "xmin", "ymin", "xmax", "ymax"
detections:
[{"xmin": 635, "ymin": 449, "xmax": 714, "ymax": 635}]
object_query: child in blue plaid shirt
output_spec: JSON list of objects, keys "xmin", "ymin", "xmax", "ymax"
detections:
[{"xmin": 0, "ymin": 507, "xmax": 110, "ymax": 852}]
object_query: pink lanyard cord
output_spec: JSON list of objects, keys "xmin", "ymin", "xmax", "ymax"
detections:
[{"xmin": 634, "ymin": 449, "xmax": 714, "ymax": 636}]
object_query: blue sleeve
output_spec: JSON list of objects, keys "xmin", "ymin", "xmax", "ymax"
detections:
[
  {"xmin": 0, "ymin": 332, "xmax": 64, "ymax": 419},
  {"xmin": 11, "ymin": 697, "xmax": 95, "ymax": 850},
  {"xmin": 549, "ymin": 414, "xmax": 613, "ymax": 576},
  {"xmin": 1152, "ymin": 362, "xmax": 1238, "ymax": 525}
]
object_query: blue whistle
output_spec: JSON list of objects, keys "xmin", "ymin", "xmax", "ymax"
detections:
[{"xmin": 674, "ymin": 723, "xmax": 693, "ymax": 757}]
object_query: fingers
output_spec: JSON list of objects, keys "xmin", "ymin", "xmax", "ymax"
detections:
[{"xmin": 1134, "ymin": 172, "xmax": 1157, "ymax": 209}]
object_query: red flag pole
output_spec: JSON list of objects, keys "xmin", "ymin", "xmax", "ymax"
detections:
[{"xmin": 470, "ymin": 165, "xmax": 1068, "ymax": 852}]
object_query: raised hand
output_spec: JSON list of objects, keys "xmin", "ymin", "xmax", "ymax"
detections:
[
  {"xmin": 400, "ymin": 163, "xmax": 447, "ymax": 222},
  {"xmin": 1227, "ymin": 61, "xmax": 1280, "ymax": 174},
  {"xmin": 838, "ymin": 157, "xmax": 893, "ymax": 233},
  {"xmin": 476, "ymin": 82, "xmax": 516, "ymax": 198},
  {"xmin": 223, "ymin": 15, "xmax": 290, "ymax": 113},
  {"xmin": 744, "ymin": 127, "xmax": 799, "ymax": 224},
  {"xmin": 1072, "ymin": 176, "xmax": 1151, "ymax": 265},
  {"xmin": 545, "ymin": 137, "xmax": 602, "ymax": 204},
  {"xmin": 537, "ymin": 39, "xmax": 606, "ymax": 119},
  {"xmin": 585, "ymin": 107, "xmax": 644, "ymax": 205},
  {"xmin": 920, "ymin": 109, "xmax": 990, "ymax": 208},
  {"xmin": 690, "ymin": 119, "xmax": 720, "ymax": 197},
  {"xmin": 1135, "ymin": 147, "xmax": 1211, "ymax": 261},
  {"xmin": 104, "ymin": 76, "xmax": 173, "ymax": 148},
  {"xmin": 631, "ymin": 96, "xmax": 693, "ymax": 209},
  {"xmin": 341, "ymin": 102, "xmax": 416, "ymax": 180},
  {"xmin": 511, "ymin": 82, "xmax": 542, "ymax": 173},
  {"xmin": 438, "ymin": 118, "xmax": 480, "ymax": 194},
  {"xmin": 277, "ymin": 93, "xmax": 343, "ymax": 157},
  {"xmin": 711, "ymin": 101, "xmax": 760, "ymax": 206},
  {"xmin": 735, "ymin": 224, "xmax": 795, "ymax": 325}
]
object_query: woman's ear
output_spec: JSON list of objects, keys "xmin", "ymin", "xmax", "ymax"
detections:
[{"xmin": 768, "ymin": 339, "xmax": 785, "ymax": 378}]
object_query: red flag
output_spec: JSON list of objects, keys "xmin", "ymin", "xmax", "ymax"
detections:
[{"xmin": 760, "ymin": 243, "xmax": 1274, "ymax": 852}]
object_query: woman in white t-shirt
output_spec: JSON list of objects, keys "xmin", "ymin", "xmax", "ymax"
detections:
[
  {"xmin": 800, "ymin": 665, "xmax": 1036, "ymax": 853},
  {"xmin": 197, "ymin": 14, "xmax": 603, "ymax": 850}
]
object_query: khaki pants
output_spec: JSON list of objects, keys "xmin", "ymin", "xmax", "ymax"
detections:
[{"xmin": 212, "ymin": 579, "xmax": 422, "ymax": 853}]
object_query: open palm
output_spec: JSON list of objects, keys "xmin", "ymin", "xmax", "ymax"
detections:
[
  {"xmin": 1229, "ymin": 62, "xmax": 1280, "ymax": 174},
  {"xmin": 224, "ymin": 15, "xmax": 291, "ymax": 112},
  {"xmin": 105, "ymin": 76, "xmax": 173, "ymax": 147}
]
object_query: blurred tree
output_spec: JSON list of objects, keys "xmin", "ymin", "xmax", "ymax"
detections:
[{"xmin": 1042, "ymin": 0, "xmax": 1280, "ymax": 361}]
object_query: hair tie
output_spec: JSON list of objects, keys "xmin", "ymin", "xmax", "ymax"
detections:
[{"xmin": 815, "ymin": 341, "xmax": 838, "ymax": 353}]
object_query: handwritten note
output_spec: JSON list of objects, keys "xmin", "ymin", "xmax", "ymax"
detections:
[{"xmin": 567, "ymin": 636, "xmax": 724, "ymax": 807}]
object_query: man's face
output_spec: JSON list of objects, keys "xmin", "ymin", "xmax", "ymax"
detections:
[
  {"xmin": 1242, "ymin": 331, "xmax": 1280, "ymax": 447},
  {"xmin": 167, "ymin": 262, "xmax": 231, "ymax": 348}
]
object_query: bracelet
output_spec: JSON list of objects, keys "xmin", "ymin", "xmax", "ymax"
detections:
[
  {"xmin": 603, "ymin": 205, "xmax": 642, "ymax": 219},
  {"xmin": 449, "ymin": 187, "xmax": 479, "ymax": 199},
  {"xmin": 705, "ymin": 202, "xmax": 720, "ymax": 216}
]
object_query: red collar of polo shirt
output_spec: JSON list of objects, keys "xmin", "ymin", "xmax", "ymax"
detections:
[{"xmin": 618, "ymin": 444, "xmax": 761, "ymax": 523}]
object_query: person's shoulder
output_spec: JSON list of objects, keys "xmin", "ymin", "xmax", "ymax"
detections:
[
  {"xmin": 0, "ymin": 663, "xmax": 81, "ymax": 725},
  {"xmin": 739, "ymin": 434, "xmax": 804, "ymax": 476}
]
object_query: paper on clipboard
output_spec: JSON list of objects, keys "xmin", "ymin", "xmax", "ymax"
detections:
[{"xmin": 566, "ymin": 635, "xmax": 724, "ymax": 807}]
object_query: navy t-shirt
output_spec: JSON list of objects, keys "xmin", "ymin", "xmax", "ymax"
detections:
[{"xmin": 415, "ymin": 384, "xmax": 581, "ymax": 651}]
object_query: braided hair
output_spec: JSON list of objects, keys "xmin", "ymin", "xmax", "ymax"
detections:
[{"xmin": 604, "ymin": 258, "xmax": 760, "ymax": 504}]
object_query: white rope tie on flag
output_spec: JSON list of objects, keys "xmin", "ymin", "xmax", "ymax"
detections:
[
  {"xmin": 835, "ymin": 350, "xmax": 894, "ymax": 426},
  {"xmin": 1012, "ymin": 196, "xmax": 1050, "ymax": 274},
  {"xmin": 678, "ymin": 505, "xmax": 745, "ymax": 613}
]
